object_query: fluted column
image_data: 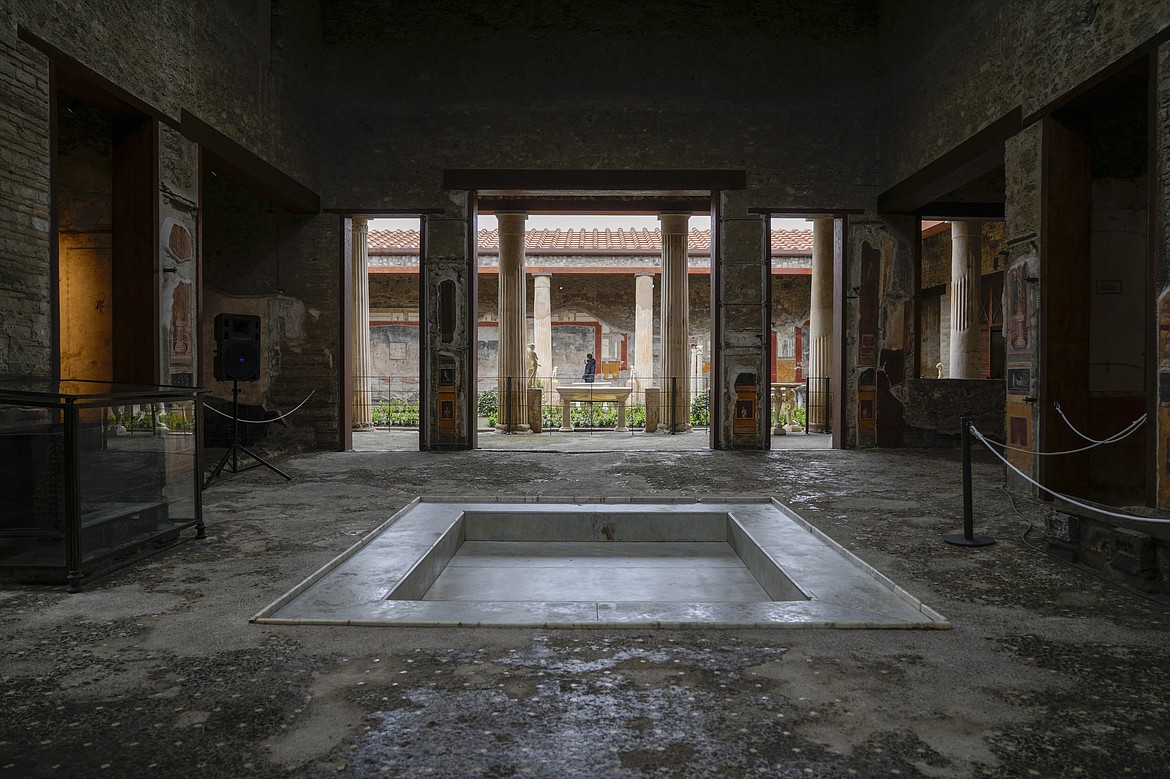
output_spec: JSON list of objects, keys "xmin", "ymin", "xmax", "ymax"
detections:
[
  {"xmin": 351, "ymin": 217, "xmax": 372, "ymax": 428},
  {"xmin": 533, "ymin": 274, "xmax": 552, "ymax": 387},
  {"xmin": 496, "ymin": 212, "xmax": 530, "ymax": 432},
  {"xmin": 633, "ymin": 273, "xmax": 654, "ymax": 403},
  {"xmin": 949, "ymin": 221, "xmax": 982, "ymax": 379},
  {"xmin": 807, "ymin": 217, "xmax": 833, "ymax": 432},
  {"xmin": 659, "ymin": 212, "xmax": 691, "ymax": 432}
]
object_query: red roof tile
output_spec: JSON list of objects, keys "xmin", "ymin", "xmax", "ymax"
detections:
[{"xmin": 369, "ymin": 227, "xmax": 812, "ymax": 256}]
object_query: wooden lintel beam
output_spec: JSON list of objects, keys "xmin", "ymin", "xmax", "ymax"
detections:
[
  {"xmin": 917, "ymin": 202, "xmax": 1005, "ymax": 220},
  {"xmin": 477, "ymin": 197, "xmax": 712, "ymax": 214},
  {"xmin": 877, "ymin": 107, "xmax": 1021, "ymax": 215},
  {"xmin": 181, "ymin": 110, "xmax": 320, "ymax": 214},
  {"xmin": 443, "ymin": 169, "xmax": 746, "ymax": 192}
]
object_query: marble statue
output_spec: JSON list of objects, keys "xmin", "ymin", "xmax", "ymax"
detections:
[{"xmin": 527, "ymin": 343, "xmax": 539, "ymax": 387}]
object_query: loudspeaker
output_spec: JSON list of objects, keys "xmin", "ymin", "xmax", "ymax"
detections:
[{"xmin": 214, "ymin": 313, "xmax": 261, "ymax": 382}]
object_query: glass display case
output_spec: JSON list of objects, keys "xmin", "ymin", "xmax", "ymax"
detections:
[{"xmin": 0, "ymin": 379, "xmax": 206, "ymax": 591}]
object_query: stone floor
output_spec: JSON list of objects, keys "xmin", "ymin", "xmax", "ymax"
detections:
[
  {"xmin": 354, "ymin": 427, "xmax": 833, "ymax": 452},
  {"xmin": 1, "ymin": 443, "xmax": 1168, "ymax": 777}
]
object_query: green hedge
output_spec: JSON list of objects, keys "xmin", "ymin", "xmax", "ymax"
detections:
[
  {"xmin": 690, "ymin": 390, "xmax": 710, "ymax": 427},
  {"xmin": 372, "ymin": 397, "xmax": 420, "ymax": 427}
]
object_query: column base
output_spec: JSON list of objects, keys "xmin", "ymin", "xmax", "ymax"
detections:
[{"xmin": 649, "ymin": 424, "xmax": 691, "ymax": 435}]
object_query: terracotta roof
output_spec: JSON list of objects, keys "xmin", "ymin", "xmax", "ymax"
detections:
[{"xmin": 368, "ymin": 228, "xmax": 812, "ymax": 256}]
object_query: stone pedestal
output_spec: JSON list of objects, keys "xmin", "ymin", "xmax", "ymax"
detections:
[
  {"xmin": 527, "ymin": 387, "xmax": 542, "ymax": 434},
  {"xmin": 644, "ymin": 386, "xmax": 660, "ymax": 433},
  {"xmin": 772, "ymin": 384, "xmax": 787, "ymax": 435}
]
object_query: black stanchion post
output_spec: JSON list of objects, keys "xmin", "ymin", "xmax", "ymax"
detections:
[{"xmin": 944, "ymin": 416, "xmax": 995, "ymax": 547}]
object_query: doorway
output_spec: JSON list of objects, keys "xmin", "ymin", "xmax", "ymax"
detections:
[
  {"xmin": 1040, "ymin": 59, "xmax": 1151, "ymax": 506},
  {"xmin": 473, "ymin": 211, "xmax": 713, "ymax": 451},
  {"xmin": 54, "ymin": 83, "xmax": 158, "ymax": 384},
  {"xmin": 351, "ymin": 216, "xmax": 425, "ymax": 452}
]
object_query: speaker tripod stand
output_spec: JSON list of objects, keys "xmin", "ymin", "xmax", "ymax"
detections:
[{"xmin": 204, "ymin": 380, "xmax": 291, "ymax": 489}]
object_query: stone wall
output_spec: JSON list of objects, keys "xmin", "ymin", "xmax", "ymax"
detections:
[
  {"xmin": 158, "ymin": 125, "xmax": 200, "ymax": 389},
  {"xmin": 880, "ymin": 0, "xmax": 1170, "ymax": 189},
  {"xmin": 9, "ymin": 0, "xmax": 320, "ymax": 185},
  {"xmin": 847, "ymin": 215, "xmax": 917, "ymax": 448},
  {"xmin": 920, "ymin": 222, "xmax": 1006, "ymax": 289},
  {"xmin": 0, "ymin": 26, "xmax": 51, "ymax": 376},
  {"xmin": 901, "ymin": 378, "xmax": 1005, "ymax": 448},
  {"xmin": 317, "ymin": 1, "xmax": 880, "ymax": 214},
  {"xmin": 0, "ymin": 1, "xmax": 321, "ymax": 383},
  {"xmin": 1047, "ymin": 503, "xmax": 1170, "ymax": 596},
  {"xmin": 201, "ymin": 173, "xmax": 340, "ymax": 450},
  {"xmin": 1158, "ymin": 41, "xmax": 1170, "ymax": 507}
]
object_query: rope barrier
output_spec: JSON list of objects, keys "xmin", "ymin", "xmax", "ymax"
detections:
[
  {"xmin": 204, "ymin": 390, "xmax": 316, "ymax": 424},
  {"xmin": 1054, "ymin": 401, "xmax": 1132, "ymax": 444},
  {"xmin": 970, "ymin": 424, "xmax": 1170, "ymax": 525},
  {"xmin": 982, "ymin": 412, "xmax": 1145, "ymax": 457}
]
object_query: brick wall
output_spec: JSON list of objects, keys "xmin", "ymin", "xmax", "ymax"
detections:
[
  {"xmin": 1, "ymin": 1, "xmax": 321, "ymax": 384},
  {"xmin": 0, "ymin": 29, "xmax": 51, "ymax": 376}
]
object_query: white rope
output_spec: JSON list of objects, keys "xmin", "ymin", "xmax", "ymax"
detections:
[
  {"xmin": 1055, "ymin": 401, "xmax": 1143, "ymax": 445},
  {"xmin": 971, "ymin": 424, "xmax": 1170, "ymax": 524},
  {"xmin": 983, "ymin": 412, "xmax": 1145, "ymax": 457},
  {"xmin": 204, "ymin": 390, "xmax": 316, "ymax": 424}
]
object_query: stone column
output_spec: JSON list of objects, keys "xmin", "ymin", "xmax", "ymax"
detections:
[
  {"xmin": 533, "ymin": 273, "xmax": 552, "ymax": 387},
  {"xmin": 807, "ymin": 217, "xmax": 833, "ymax": 432},
  {"xmin": 949, "ymin": 221, "xmax": 982, "ymax": 379},
  {"xmin": 351, "ymin": 217, "xmax": 372, "ymax": 428},
  {"xmin": 633, "ymin": 273, "xmax": 654, "ymax": 403},
  {"xmin": 659, "ymin": 212, "xmax": 691, "ymax": 432},
  {"xmin": 496, "ymin": 212, "xmax": 530, "ymax": 432}
]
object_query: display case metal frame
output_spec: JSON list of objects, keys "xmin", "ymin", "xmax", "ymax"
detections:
[{"xmin": 0, "ymin": 379, "xmax": 207, "ymax": 591}]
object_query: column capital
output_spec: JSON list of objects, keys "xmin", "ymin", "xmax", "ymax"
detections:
[
  {"xmin": 950, "ymin": 220, "xmax": 976, "ymax": 241},
  {"xmin": 658, "ymin": 212, "xmax": 690, "ymax": 234},
  {"xmin": 496, "ymin": 211, "xmax": 528, "ymax": 236}
]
